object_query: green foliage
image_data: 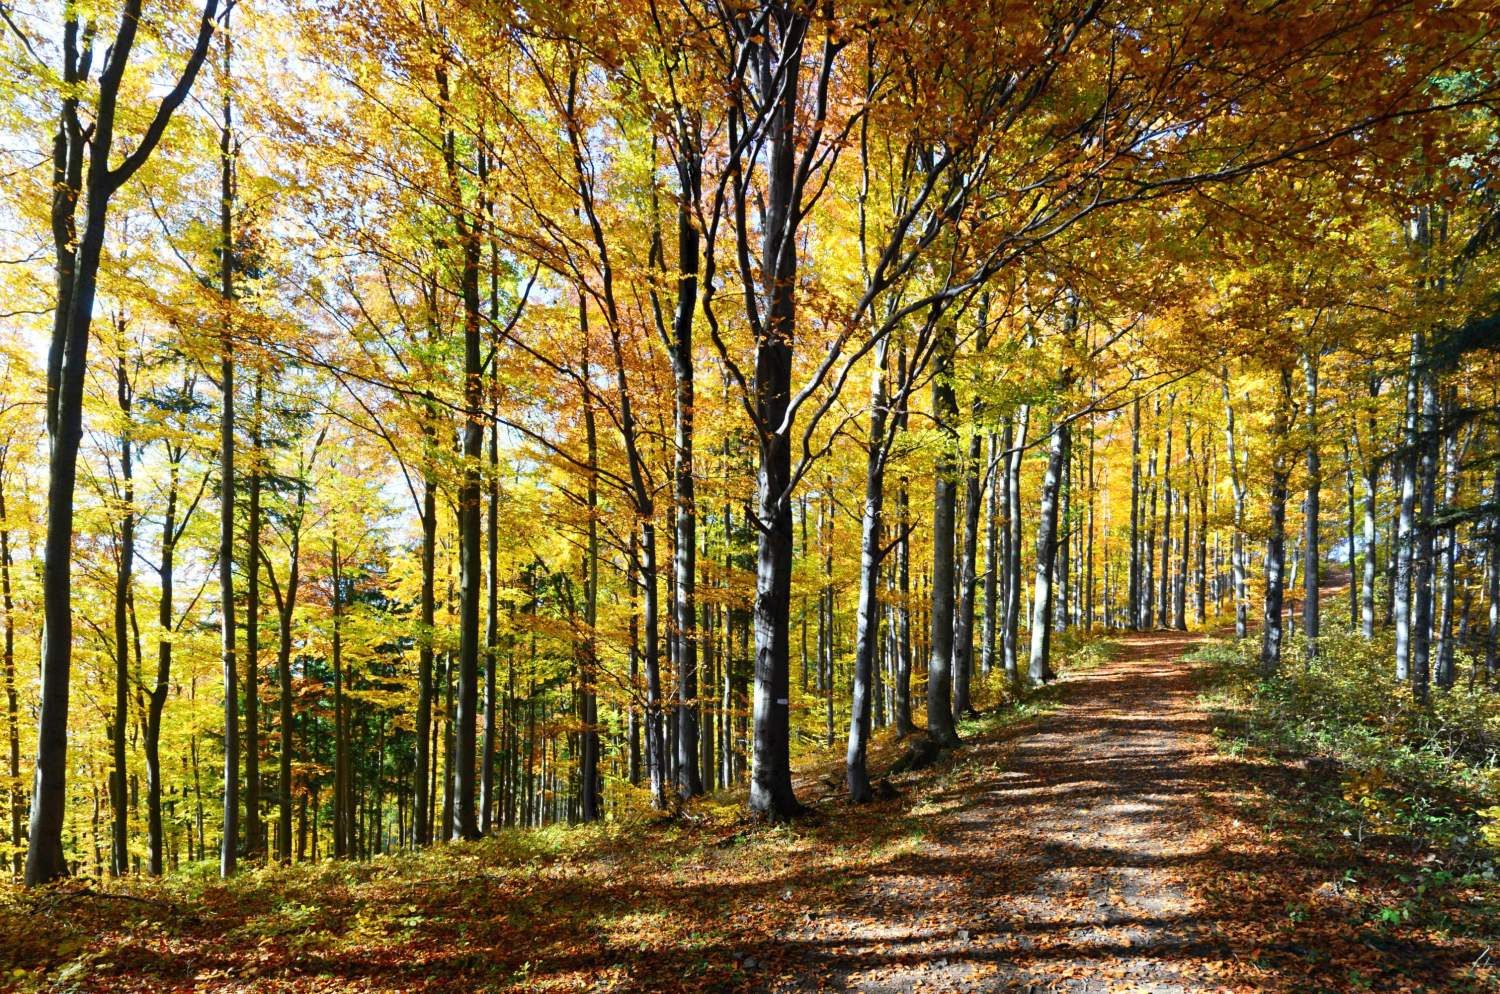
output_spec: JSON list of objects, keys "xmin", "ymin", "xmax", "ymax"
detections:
[{"xmin": 1192, "ymin": 630, "xmax": 1500, "ymax": 865}]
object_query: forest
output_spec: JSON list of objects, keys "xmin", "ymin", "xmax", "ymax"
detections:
[{"xmin": 1, "ymin": 0, "xmax": 1499, "ymax": 991}]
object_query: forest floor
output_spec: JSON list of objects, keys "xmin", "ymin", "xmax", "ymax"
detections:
[{"xmin": 6, "ymin": 630, "xmax": 1496, "ymax": 993}]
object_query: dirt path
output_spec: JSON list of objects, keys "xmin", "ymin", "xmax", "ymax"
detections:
[{"xmin": 775, "ymin": 630, "xmax": 1237, "ymax": 993}]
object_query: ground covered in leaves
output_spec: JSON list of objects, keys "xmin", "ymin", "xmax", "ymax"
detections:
[{"xmin": 5, "ymin": 632, "xmax": 1495, "ymax": 993}]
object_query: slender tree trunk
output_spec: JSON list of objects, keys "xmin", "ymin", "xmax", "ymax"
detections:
[
  {"xmin": 1003, "ymin": 407, "xmax": 1030, "ymax": 681},
  {"xmin": 1303, "ymin": 353, "xmax": 1320, "ymax": 659},
  {"xmin": 981, "ymin": 430, "xmax": 1001, "ymax": 672},
  {"xmin": 1262, "ymin": 467, "xmax": 1290, "ymax": 675},
  {"xmin": 671, "ymin": 155, "xmax": 702, "ymax": 799},
  {"xmin": 216, "ymin": 41, "xmax": 238, "ymax": 876},
  {"xmin": 414, "ymin": 478, "xmax": 436, "ymax": 846},
  {"xmin": 110, "ymin": 350, "xmax": 134, "ymax": 876},
  {"xmin": 1261, "ymin": 370, "xmax": 1295, "ymax": 675},
  {"xmin": 1028, "ymin": 421, "xmax": 1069, "ymax": 684},
  {"xmin": 332, "ymin": 543, "xmax": 347, "ymax": 858},
  {"xmin": 926, "ymin": 321, "xmax": 962, "ymax": 747},
  {"xmin": 481, "ymin": 251, "xmax": 501, "ymax": 832},
  {"xmin": 580, "ymin": 339, "xmax": 602, "ymax": 821},
  {"xmin": 953, "ymin": 306, "xmax": 990, "ymax": 717},
  {"xmin": 1158, "ymin": 397, "xmax": 1174, "ymax": 629},
  {"xmin": 1222, "ymin": 375, "xmax": 1248, "ymax": 639},
  {"xmin": 1395, "ymin": 335, "xmax": 1421, "ymax": 682},
  {"xmin": 627, "ymin": 537, "xmax": 641, "ymax": 786},
  {"xmin": 1434, "ymin": 403, "xmax": 1459, "ymax": 689},
  {"xmin": 1128, "ymin": 397, "xmax": 1141, "ymax": 630},
  {"xmin": 1412, "ymin": 362, "xmax": 1438, "ymax": 703},
  {"xmin": 894, "ymin": 475, "xmax": 914, "ymax": 735},
  {"xmin": 1487, "ymin": 452, "xmax": 1500, "ymax": 684},
  {"xmin": 0, "ymin": 464, "xmax": 16, "ymax": 877},
  {"xmin": 1360, "ymin": 383, "xmax": 1381, "ymax": 640},
  {"xmin": 847, "ymin": 333, "xmax": 890, "ymax": 802},
  {"xmin": 244, "ymin": 378, "xmax": 262, "ymax": 862}
]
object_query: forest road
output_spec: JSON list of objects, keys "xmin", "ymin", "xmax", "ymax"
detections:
[{"xmin": 773, "ymin": 629, "xmax": 1248, "ymax": 994}]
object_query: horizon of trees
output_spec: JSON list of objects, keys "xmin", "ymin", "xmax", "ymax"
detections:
[{"xmin": 0, "ymin": 0, "xmax": 1496, "ymax": 885}]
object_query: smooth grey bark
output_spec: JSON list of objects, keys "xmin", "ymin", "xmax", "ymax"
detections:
[
  {"xmin": 110, "ymin": 347, "xmax": 134, "ymax": 877},
  {"xmin": 894, "ymin": 469, "xmax": 915, "ymax": 735},
  {"xmin": 953, "ymin": 309, "xmax": 990, "ymax": 717},
  {"xmin": 739, "ymin": 9, "xmax": 810, "ymax": 822},
  {"xmin": 1128, "ymin": 397, "xmax": 1141, "ymax": 629},
  {"xmin": 1302, "ymin": 352, "xmax": 1320, "ymax": 659},
  {"xmin": 981, "ymin": 430, "xmax": 1002, "ymax": 672},
  {"xmin": 1488, "ymin": 452, "xmax": 1500, "ymax": 683},
  {"xmin": 244, "ymin": 378, "xmax": 263, "ymax": 862},
  {"xmin": 1, "ymin": 451, "xmax": 15, "ymax": 877},
  {"xmin": 670, "ymin": 148, "xmax": 703, "ymax": 800},
  {"xmin": 1028, "ymin": 420, "xmax": 1070, "ymax": 684},
  {"xmin": 1086, "ymin": 422, "xmax": 1097, "ymax": 629},
  {"xmin": 1435, "ymin": 415, "xmax": 1458, "ymax": 690},
  {"xmin": 1412, "ymin": 361, "xmax": 1438, "ymax": 703},
  {"xmin": 414, "ymin": 470, "xmax": 436, "ymax": 845},
  {"xmin": 1261, "ymin": 370, "xmax": 1295, "ymax": 676},
  {"xmin": 1221, "ymin": 374, "xmax": 1248, "ymax": 639},
  {"xmin": 847, "ymin": 336, "xmax": 891, "ymax": 802},
  {"xmin": 1395, "ymin": 334, "xmax": 1421, "ymax": 682},
  {"xmin": 927, "ymin": 321, "xmax": 962, "ymax": 747},
  {"xmin": 1175, "ymin": 420, "xmax": 1190, "ymax": 630},
  {"xmin": 579, "ymin": 337, "xmax": 602, "ymax": 822},
  {"xmin": 217, "ymin": 29, "xmax": 238, "ymax": 879},
  {"xmin": 1359, "ymin": 381, "xmax": 1380, "ymax": 640},
  {"xmin": 1002, "ymin": 407, "xmax": 1030, "ymax": 682},
  {"xmin": 1158, "ymin": 395, "xmax": 1174, "ymax": 629},
  {"xmin": 441, "ymin": 80, "xmax": 483, "ymax": 842},
  {"xmin": 481, "ymin": 233, "xmax": 501, "ymax": 834},
  {"xmin": 1143, "ymin": 397, "xmax": 1159, "ymax": 629}
]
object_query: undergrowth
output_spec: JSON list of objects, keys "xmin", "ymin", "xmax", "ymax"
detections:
[
  {"xmin": 1193, "ymin": 629, "xmax": 1500, "ymax": 865},
  {"xmin": 1192, "ymin": 627, "xmax": 1500, "ymax": 958}
]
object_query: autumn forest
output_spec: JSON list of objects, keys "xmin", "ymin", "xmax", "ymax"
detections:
[{"xmin": 1, "ymin": 0, "xmax": 1499, "ymax": 991}]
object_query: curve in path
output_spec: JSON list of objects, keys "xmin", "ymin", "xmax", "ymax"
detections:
[{"xmin": 777, "ymin": 629, "xmax": 1236, "ymax": 993}]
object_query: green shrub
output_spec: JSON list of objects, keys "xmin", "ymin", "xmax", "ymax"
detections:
[{"xmin": 1196, "ymin": 626, "xmax": 1500, "ymax": 864}]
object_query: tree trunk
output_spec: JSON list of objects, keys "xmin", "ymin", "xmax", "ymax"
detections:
[
  {"xmin": 1302, "ymin": 353, "xmax": 1320, "ymax": 659},
  {"xmin": 1434, "ymin": 399, "xmax": 1459, "ymax": 690},
  {"xmin": 1261, "ymin": 370, "xmax": 1295, "ymax": 675},
  {"xmin": 746, "ymin": 16, "xmax": 806, "ymax": 821},
  {"xmin": 1, "ymin": 462, "xmax": 17, "ymax": 878},
  {"xmin": 1003, "ymin": 407, "xmax": 1031, "ymax": 681},
  {"xmin": 244, "ymin": 377, "xmax": 262, "ymax": 861},
  {"xmin": 1028, "ymin": 421, "xmax": 1069, "ymax": 684},
  {"xmin": 847, "ymin": 335, "xmax": 890, "ymax": 802},
  {"xmin": 1487, "ymin": 451, "xmax": 1500, "ymax": 684},
  {"xmin": 111, "ymin": 349, "xmax": 134, "ymax": 876},
  {"xmin": 1128, "ymin": 397, "xmax": 1141, "ymax": 630},
  {"xmin": 1158, "ymin": 396, "xmax": 1173, "ymax": 629},
  {"xmin": 1412, "ymin": 361, "xmax": 1438, "ymax": 703},
  {"xmin": 414, "ymin": 477, "xmax": 436, "ymax": 846},
  {"xmin": 671, "ymin": 154, "xmax": 702, "ymax": 799},
  {"xmin": 926, "ymin": 320, "xmax": 962, "ymax": 747},
  {"xmin": 28, "ymin": 0, "xmax": 222, "ymax": 891},
  {"xmin": 580, "ymin": 335, "xmax": 602, "ymax": 821},
  {"xmin": 953, "ymin": 305, "xmax": 990, "ymax": 717},
  {"xmin": 1222, "ymin": 374, "xmax": 1249, "ymax": 639},
  {"xmin": 1395, "ymin": 334, "xmax": 1421, "ymax": 682},
  {"xmin": 216, "ymin": 41, "xmax": 238, "ymax": 877},
  {"xmin": 981, "ymin": 430, "xmax": 1002, "ymax": 671}
]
